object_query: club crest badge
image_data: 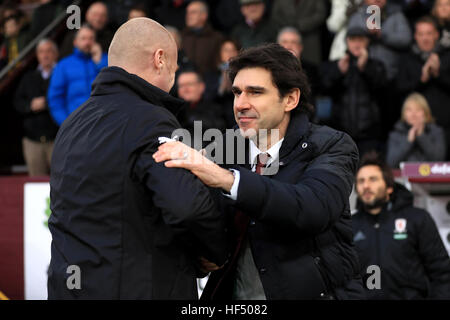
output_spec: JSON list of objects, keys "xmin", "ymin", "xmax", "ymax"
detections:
[{"xmin": 394, "ymin": 218, "xmax": 408, "ymax": 240}]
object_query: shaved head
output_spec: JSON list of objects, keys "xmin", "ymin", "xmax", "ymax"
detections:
[{"xmin": 108, "ymin": 18, "xmax": 178, "ymax": 92}]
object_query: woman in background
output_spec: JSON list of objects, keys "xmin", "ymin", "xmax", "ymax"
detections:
[
  {"xmin": 386, "ymin": 92, "xmax": 446, "ymax": 168},
  {"xmin": 204, "ymin": 38, "xmax": 240, "ymax": 129}
]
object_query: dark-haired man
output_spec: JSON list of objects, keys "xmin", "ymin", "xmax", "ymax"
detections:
[
  {"xmin": 353, "ymin": 154, "xmax": 450, "ymax": 299},
  {"xmin": 153, "ymin": 43, "xmax": 365, "ymax": 300}
]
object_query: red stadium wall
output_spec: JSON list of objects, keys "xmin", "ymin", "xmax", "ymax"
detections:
[{"xmin": 0, "ymin": 176, "xmax": 49, "ymax": 300}]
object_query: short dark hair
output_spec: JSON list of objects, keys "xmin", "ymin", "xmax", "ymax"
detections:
[
  {"xmin": 415, "ymin": 15, "xmax": 439, "ymax": 31},
  {"xmin": 129, "ymin": 3, "xmax": 148, "ymax": 16},
  {"xmin": 177, "ymin": 69, "xmax": 204, "ymax": 83},
  {"xmin": 227, "ymin": 43, "xmax": 314, "ymax": 117},
  {"xmin": 357, "ymin": 151, "xmax": 395, "ymax": 188}
]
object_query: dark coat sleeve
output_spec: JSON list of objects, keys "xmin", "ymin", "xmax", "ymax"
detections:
[
  {"xmin": 435, "ymin": 52, "xmax": 450, "ymax": 90},
  {"xmin": 415, "ymin": 125, "xmax": 447, "ymax": 161},
  {"xmin": 361, "ymin": 59, "xmax": 387, "ymax": 90},
  {"xmin": 233, "ymin": 130, "xmax": 359, "ymax": 236},
  {"xmin": 415, "ymin": 210, "xmax": 450, "ymax": 299},
  {"xmin": 131, "ymin": 111, "xmax": 228, "ymax": 267},
  {"xmin": 386, "ymin": 129, "xmax": 414, "ymax": 168},
  {"xmin": 319, "ymin": 60, "xmax": 344, "ymax": 94},
  {"xmin": 14, "ymin": 72, "xmax": 34, "ymax": 115},
  {"xmin": 396, "ymin": 53, "xmax": 424, "ymax": 94}
]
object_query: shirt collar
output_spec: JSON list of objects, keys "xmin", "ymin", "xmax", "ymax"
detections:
[
  {"xmin": 249, "ymin": 138, "xmax": 284, "ymax": 168},
  {"xmin": 37, "ymin": 63, "xmax": 55, "ymax": 79}
]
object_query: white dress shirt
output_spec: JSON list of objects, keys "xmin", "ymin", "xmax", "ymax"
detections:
[{"xmin": 226, "ymin": 138, "xmax": 284, "ymax": 201}]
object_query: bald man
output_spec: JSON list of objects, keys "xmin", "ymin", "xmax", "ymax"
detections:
[{"xmin": 48, "ymin": 18, "xmax": 227, "ymax": 300}]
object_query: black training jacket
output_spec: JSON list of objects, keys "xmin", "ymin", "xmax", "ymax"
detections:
[{"xmin": 352, "ymin": 184, "xmax": 450, "ymax": 299}]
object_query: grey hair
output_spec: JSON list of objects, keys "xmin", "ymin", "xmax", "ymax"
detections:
[
  {"xmin": 277, "ymin": 26, "xmax": 302, "ymax": 44},
  {"xmin": 36, "ymin": 38, "xmax": 58, "ymax": 54}
]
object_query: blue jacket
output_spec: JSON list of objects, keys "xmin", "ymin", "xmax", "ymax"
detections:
[{"xmin": 47, "ymin": 48, "xmax": 107, "ymax": 125}]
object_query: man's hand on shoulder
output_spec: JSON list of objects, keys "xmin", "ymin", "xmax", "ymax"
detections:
[{"xmin": 153, "ymin": 141, "xmax": 235, "ymax": 193}]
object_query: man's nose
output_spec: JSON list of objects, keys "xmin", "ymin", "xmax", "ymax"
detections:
[{"xmin": 234, "ymin": 93, "xmax": 251, "ymax": 111}]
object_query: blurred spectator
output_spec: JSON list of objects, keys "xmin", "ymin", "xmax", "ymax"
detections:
[
  {"xmin": 386, "ymin": 92, "xmax": 446, "ymax": 168},
  {"xmin": 154, "ymin": 0, "xmax": 188, "ymax": 31},
  {"xmin": 391, "ymin": 0, "xmax": 434, "ymax": 27},
  {"xmin": 230, "ymin": 0, "xmax": 277, "ymax": 49},
  {"xmin": 59, "ymin": 2, "xmax": 114, "ymax": 58},
  {"xmin": 104, "ymin": 1, "xmax": 155, "ymax": 28},
  {"xmin": 397, "ymin": 16, "xmax": 450, "ymax": 158},
  {"xmin": 47, "ymin": 25, "xmax": 107, "ymax": 126},
  {"xmin": 212, "ymin": 0, "xmax": 242, "ymax": 34},
  {"xmin": 29, "ymin": 0, "xmax": 64, "ymax": 38},
  {"xmin": 277, "ymin": 27, "xmax": 320, "ymax": 103},
  {"xmin": 353, "ymin": 153, "xmax": 450, "ymax": 299},
  {"xmin": 0, "ymin": 6, "xmax": 30, "ymax": 69},
  {"xmin": 127, "ymin": 3, "xmax": 148, "ymax": 20},
  {"xmin": 271, "ymin": 0, "xmax": 328, "ymax": 65},
  {"xmin": 347, "ymin": 0, "xmax": 412, "ymax": 81},
  {"xmin": 14, "ymin": 39, "xmax": 59, "ymax": 176},
  {"xmin": 166, "ymin": 25, "xmax": 193, "ymax": 73},
  {"xmin": 181, "ymin": 1, "xmax": 224, "ymax": 75},
  {"xmin": 204, "ymin": 38, "xmax": 240, "ymax": 128},
  {"xmin": 320, "ymin": 26, "xmax": 386, "ymax": 157},
  {"xmin": 176, "ymin": 70, "xmax": 226, "ymax": 136},
  {"xmin": 165, "ymin": 25, "xmax": 194, "ymax": 97},
  {"xmin": 327, "ymin": 0, "xmax": 363, "ymax": 60},
  {"xmin": 432, "ymin": 0, "xmax": 450, "ymax": 51}
]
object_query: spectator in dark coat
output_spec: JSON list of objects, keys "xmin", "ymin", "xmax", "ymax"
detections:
[
  {"xmin": 127, "ymin": 3, "xmax": 148, "ymax": 20},
  {"xmin": 277, "ymin": 27, "xmax": 320, "ymax": 105},
  {"xmin": 397, "ymin": 16, "xmax": 450, "ymax": 159},
  {"xmin": 14, "ymin": 39, "xmax": 59, "ymax": 176},
  {"xmin": 204, "ymin": 38, "xmax": 240, "ymax": 128},
  {"xmin": 154, "ymin": 0, "xmax": 188, "ymax": 31},
  {"xmin": 48, "ymin": 18, "xmax": 227, "ymax": 299},
  {"xmin": 212, "ymin": 0, "xmax": 242, "ymax": 34},
  {"xmin": 29, "ymin": 0, "xmax": 64, "ymax": 38},
  {"xmin": 177, "ymin": 70, "xmax": 226, "ymax": 136},
  {"xmin": 347, "ymin": 0, "xmax": 412, "ymax": 81},
  {"xmin": 271, "ymin": 0, "xmax": 328, "ymax": 65},
  {"xmin": 0, "ymin": 7, "xmax": 30, "ymax": 68},
  {"xmin": 59, "ymin": 2, "xmax": 114, "ymax": 58},
  {"xmin": 353, "ymin": 154, "xmax": 450, "ymax": 299},
  {"xmin": 386, "ymin": 93, "xmax": 446, "ymax": 168},
  {"xmin": 320, "ymin": 26, "xmax": 387, "ymax": 157},
  {"xmin": 165, "ymin": 25, "xmax": 195, "ymax": 97},
  {"xmin": 181, "ymin": 1, "xmax": 224, "ymax": 75},
  {"xmin": 230, "ymin": 0, "xmax": 277, "ymax": 49},
  {"xmin": 432, "ymin": 0, "xmax": 450, "ymax": 51}
]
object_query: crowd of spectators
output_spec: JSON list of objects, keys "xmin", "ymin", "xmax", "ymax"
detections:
[{"xmin": 1, "ymin": 0, "xmax": 450, "ymax": 176}]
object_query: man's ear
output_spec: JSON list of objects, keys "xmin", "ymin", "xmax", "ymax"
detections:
[
  {"xmin": 153, "ymin": 49, "xmax": 164, "ymax": 71},
  {"xmin": 199, "ymin": 81, "xmax": 206, "ymax": 94},
  {"xmin": 284, "ymin": 88, "xmax": 300, "ymax": 112},
  {"xmin": 387, "ymin": 186, "xmax": 394, "ymax": 197}
]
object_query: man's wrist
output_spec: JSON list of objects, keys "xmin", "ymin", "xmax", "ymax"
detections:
[{"xmin": 220, "ymin": 168, "xmax": 235, "ymax": 193}]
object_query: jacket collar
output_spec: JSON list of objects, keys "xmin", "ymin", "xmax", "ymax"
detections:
[
  {"xmin": 91, "ymin": 66, "xmax": 185, "ymax": 115},
  {"xmin": 73, "ymin": 47, "xmax": 91, "ymax": 59},
  {"xmin": 279, "ymin": 112, "xmax": 311, "ymax": 162}
]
